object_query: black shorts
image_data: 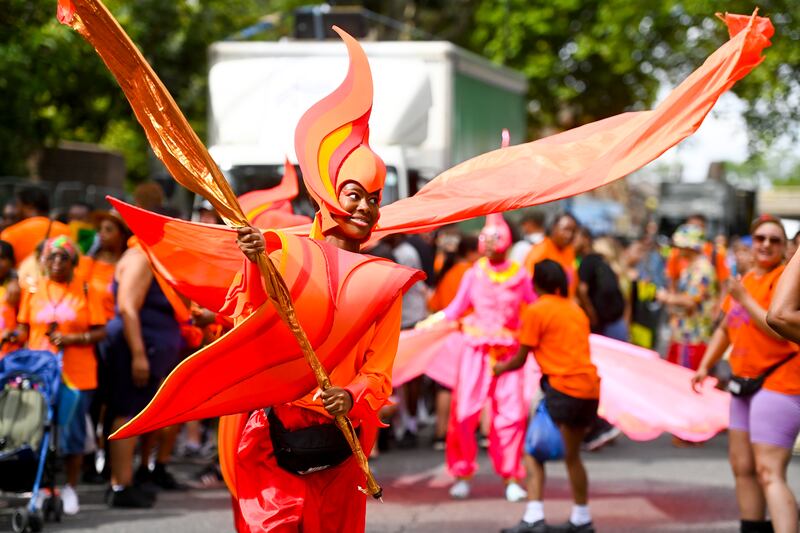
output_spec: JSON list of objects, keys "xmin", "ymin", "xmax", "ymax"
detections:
[{"xmin": 542, "ymin": 378, "xmax": 598, "ymax": 429}]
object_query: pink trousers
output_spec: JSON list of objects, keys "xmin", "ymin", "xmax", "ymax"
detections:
[{"xmin": 446, "ymin": 343, "xmax": 527, "ymax": 480}]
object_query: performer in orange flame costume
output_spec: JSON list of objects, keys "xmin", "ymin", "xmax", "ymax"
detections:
[{"xmin": 227, "ymin": 27, "xmax": 416, "ymax": 531}]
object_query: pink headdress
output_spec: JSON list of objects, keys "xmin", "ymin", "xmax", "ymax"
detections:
[
  {"xmin": 478, "ymin": 129, "xmax": 513, "ymax": 254},
  {"xmin": 479, "ymin": 213, "xmax": 512, "ymax": 255}
]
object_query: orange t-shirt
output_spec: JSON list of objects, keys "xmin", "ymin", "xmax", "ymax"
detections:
[
  {"xmin": 524, "ymin": 238, "xmax": 577, "ymax": 297},
  {"xmin": 18, "ymin": 277, "xmax": 106, "ymax": 390},
  {"xmin": 519, "ymin": 294, "xmax": 600, "ymax": 399},
  {"xmin": 0, "ymin": 280, "xmax": 18, "ymax": 357},
  {"xmin": 428, "ymin": 261, "xmax": 472, "ymax": 312},
  {"xmin": 666, "ymin": 242, "xmax": 730, "ymax": 285},
  {"xmin": 0, "ymin": 217, "xmax": 70, "ymax": 267},
  {"xmin": 723, "ymin": 265, "xmax": 800, "ymax": 394},
  {"xmin": 75, "ymin": 257, "xmax": 117, "ymax": 321}
]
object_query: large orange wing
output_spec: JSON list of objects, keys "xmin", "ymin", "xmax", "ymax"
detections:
[{"xmin": 361, "ymin": 12, "xmax": 772, "ymax": 242}]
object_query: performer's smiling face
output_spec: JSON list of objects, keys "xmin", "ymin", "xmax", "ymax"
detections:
[{"xmin": 333, "ymin": 181, "xmax": 380, "ymax": 241}]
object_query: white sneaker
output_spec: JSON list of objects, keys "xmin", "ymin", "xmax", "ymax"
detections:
[
  {"xmin": 449, "ymin": 479, "xmax": 470, "ymax": 499},
  {"xmin": 61, "ymin": 484, "xmax": 79, "ymax": 515},
  {"xmin": 505, "ymin": 481, "xmax": 528, "ymax": 502}
]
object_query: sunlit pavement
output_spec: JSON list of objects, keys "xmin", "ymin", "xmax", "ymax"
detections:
[{"xmin": 1, "ymin": 433, "xmax": 798, "ymax": 532}]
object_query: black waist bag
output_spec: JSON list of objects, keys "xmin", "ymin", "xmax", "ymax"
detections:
[
  {"xmin": 267, "ymin": 409, "xmax": 354, "ymax": 475},
  {"xmin": 727, "ymin": 352, "xmax": 797, "ymax": 398}
]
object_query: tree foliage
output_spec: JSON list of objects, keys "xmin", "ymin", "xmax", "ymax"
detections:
[
  {"xmin": 2, "ymin": 1, "xmax": 799, "ymax": 182},
  {"xmin": 0, "ymin": 0, "xmax": 271, "ymax": 180}
]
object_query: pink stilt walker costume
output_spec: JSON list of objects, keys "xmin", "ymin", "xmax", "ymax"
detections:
[{"xmin": 442, "ymin": 214, "xmax": 535, "ymax": 496}]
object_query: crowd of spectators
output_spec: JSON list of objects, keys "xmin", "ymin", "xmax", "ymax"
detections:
[{"xmin": 1, "ymin": 184, "xmax": 798, "ymax": 531}]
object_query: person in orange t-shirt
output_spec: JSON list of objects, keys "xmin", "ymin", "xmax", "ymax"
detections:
[
  {"xmin": 428, "ymin": 235, "xmax": 480, "ymax": 313},
  {"xmin": 76, "ymin": 210, "xmax": 131, "ymax": 320},
  {"xmin": 495, "ymin": 259, "xmax": 599, "ymax": 533},
  {"xmin": 523, "ymin": 213, "xmax": 578, "ymax": 298},
  {"xmin": 9, "ymin": 236, "xmax": 106, "ymax": 516},
  {"xmin": 693, "ymin": 215, "xmax": 800, "ymax": 533},
  {"xmin": 0, "ymin": 186, "xmax": 69, "ymax": 267}
]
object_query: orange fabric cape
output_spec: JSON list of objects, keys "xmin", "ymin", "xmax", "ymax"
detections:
[{"xmin": 110, "ymin": 200, "xmax": 423, "ymax": 439}]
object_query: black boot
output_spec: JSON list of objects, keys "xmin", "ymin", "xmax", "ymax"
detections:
[{"xmin": 740, "ymin": 520, "xmax": 774, "ymax": 533}]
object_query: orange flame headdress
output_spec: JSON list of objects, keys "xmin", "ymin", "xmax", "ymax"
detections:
[{"xmin": 294, "ymin": 26, "xmax": 386, "ymax": 239}]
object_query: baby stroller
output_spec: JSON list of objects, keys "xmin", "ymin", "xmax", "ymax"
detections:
[{"xmin": 0, "ymin": 349, "xmax": 64, "ymax": 532}]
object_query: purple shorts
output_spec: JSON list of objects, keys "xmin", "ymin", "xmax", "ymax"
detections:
[{"xmin": 729, "ymin": 388, "xmax": 800, "ymax": 449}]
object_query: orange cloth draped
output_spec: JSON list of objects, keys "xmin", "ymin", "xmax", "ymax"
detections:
[
  {"xmin": 110, "ymin": 201, "xmax": 423, "ymax": 439},
  {"xmin": 1, "ymin": 217, "xmax": 70, "ymax": 267}
]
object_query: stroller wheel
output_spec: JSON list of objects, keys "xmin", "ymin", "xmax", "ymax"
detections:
[
  {"xmin": 53, "ymin": 495, "xmax": 63, "ymax": 522},
  {"xmin": 28, "ymin": 510, "xmax": 44, "ymax": 532},
  {"xmin": 42, "ymin": 496, "xmax": 53, "ymax": 521},
  {"xmin": 11, "ymin": 507, "xmax": 28, "ymax": 533}
]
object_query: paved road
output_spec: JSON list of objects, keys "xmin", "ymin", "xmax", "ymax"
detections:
[{"xmin": 1, "ymin": 433, "xmax": 798, "ymax": 532}]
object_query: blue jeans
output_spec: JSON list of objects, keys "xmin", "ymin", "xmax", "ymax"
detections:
[
  {"xmin": 601, "ymin": 318, "xmax": 629, "ymax": 342},
  {"xmin": 59, "ymin": 389, "xmax": 94, "ymax": 455}
]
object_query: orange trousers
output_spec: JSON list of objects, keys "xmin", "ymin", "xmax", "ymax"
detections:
[{"xmin": 233, "ymin": 406, "xmax": 376, "ymax": 533}]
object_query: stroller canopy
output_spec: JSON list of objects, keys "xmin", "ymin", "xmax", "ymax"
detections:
[{"xmin": 0, "ymin": 350, "xmax": 61, "ymax": 406}]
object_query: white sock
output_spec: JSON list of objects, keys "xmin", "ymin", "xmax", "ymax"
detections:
[
  {"xmin": 570, "ymin": 504, "xmax": 591, "ymax": 526},
  {"xmin": 405, "ymin": 416, "xmax": 418, "ymax": 434},
  {"xmin": 522, "ymin": 500, "xmax": 544, "ymax": 524}
]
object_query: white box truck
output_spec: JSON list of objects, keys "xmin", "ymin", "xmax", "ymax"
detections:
[{"xmin": 206, "ymin": 38, "xmax": 528, "ymax": 213}]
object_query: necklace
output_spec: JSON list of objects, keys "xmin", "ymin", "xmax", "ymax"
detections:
[
  {"xmin": 477, "ymin": 257, "xmax": 520, "ymax": 284},
  {"xmin": 45, "ymin": 278, "xmax": 71, "ymax": 324}
]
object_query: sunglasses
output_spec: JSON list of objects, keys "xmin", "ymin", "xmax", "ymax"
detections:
[{"xmin": 752, "ymin": 234, "xmax": 784, "ymax": 245}]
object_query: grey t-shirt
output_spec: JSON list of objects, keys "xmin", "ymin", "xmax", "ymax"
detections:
[{"xmin": 394, "ymin": 241, "xmax": 428, "ymax": 328}]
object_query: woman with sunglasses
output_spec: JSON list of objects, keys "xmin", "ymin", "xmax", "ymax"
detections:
[
  {"xmin": 9, "ymin": 237, "xmax": 107, "ymax": 516},
  {"xmin": 692, "ymin": 215, "xmax": 800, "ymax": 533}
]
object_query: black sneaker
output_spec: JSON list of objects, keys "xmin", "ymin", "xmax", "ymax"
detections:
[
  {"xmin": 151, "ymin": 464, "xmax": 187, "ymax": 491},
  {"xmin": 548, "ymin": 521, "xmax": 595, "ymax": 533},
  {"xmin": 582, "ymin": 418, "xmax": 621, "ymax": 452},
  {"xmin": 133, "ymin": 465, "xmax": 160, "ymax": 495},
  {"xmin": 186, "ymin": 463, "xmax": 225, "ymax": 490},
  {"xmin": 500, "ymin": 520, "xmax": 547, "ymax": 533},
  {"xmin": 396, "ymin": 431, "xmax": 418, "ymax": 449},
  {"xmin": 107, "ymin": 486, "xmax": 155, "ymax": 508}
]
